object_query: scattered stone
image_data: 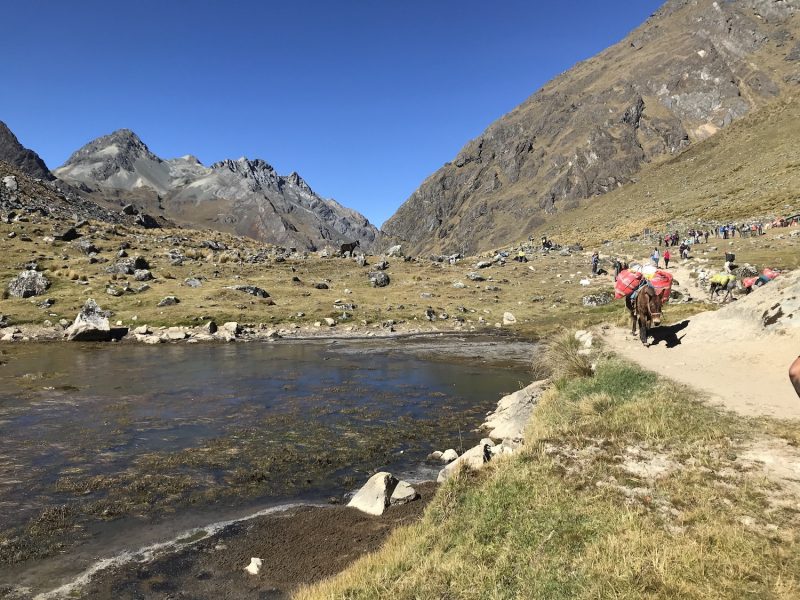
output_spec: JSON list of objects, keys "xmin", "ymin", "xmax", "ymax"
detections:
[
  {"xmin": 369, "ymin": 271, "xmax": 390, "ymax": 287},
  {"xmin": 314, "ymin": 282, "xmax": 330, "ymax": 290},
  {"xmin": 106, "ymin": 286, "xmax": 123, "ymax": 297},
  {"xmin": 582, "ymin": 292, "xmax": 613, "ymax": 307},
  {"xmin": 390, "ymin": 481, "xmax": 418, "ymax": 506},
  {"xmin": 165, "ymin": 327, "xmax": 188, "ymax": 340},
  {"xmin": 74, "ymin": 239, "xmax": 99, "ymax": 255},
  {"xmin": 66, "ymin": 299, "xmax": 126, "ymax": 341},
  {"xmin": 324, "ymin": 317, "xmax": 336, "ymax": 326},
  {"xmin": 203, "ymin": 321, "xmax": 218, "ymax": 334},
  {"xmin": 355, "ymin": 254, "xmax": 367, "ymax": 267},
  {"xmin": 453, "ymin": 281, "xmax": 466, "ymax": 288},
  {"xmin": 185, "ymin": 277, "xmax": 203, "ymax": 288},
  {"xmin": 427, "ymin": 450, "xmax": 444, "ymax": 461},
  {"xmin": 244, "ymin": 557, "xmax": 263, "ymax": 575},
  {"xmin": 347, "ymin": 472, "xmax": 398, "ymax": 516},
  {"xmin": 231, "ymin": 285, "xmax": 270, "ymax": 298},
  {"xmin": 476, "ymin": 260, "xmax": 492, "ymax": 269},
  {"xmin": 466, "ymin": 272, "xmax": 485, "ymax": 282},
  {"xmin": 7, "ymin": 270, "xmax": 50, "ymax": 298},
  {"xmin": 121, "ymin": 204, "xmax": 138, "ymax": 215},
  {"xmin": 157, "ymin": 296, "xmax": 180, "ymax": 307},
  {"xmin": 373, "ymin": 260, "xmax": 389, "ymax": 271},
  {"xmin": 134, "ymin": 269, "xmax": 153, "ymax": 282},
  {"xmin": 54, "ymin": 227, "xmax": 80, "ymax": 242},
  {"xmin": 441, "ymin": 449, "xmax": 459, "ymax": 463},
  {"xmin": 386, "ymin": 245, "xmax": 403, "ymax": 257},
  {"xmin": 2, "ymin": 175, "xmax": 18, "ymax": 191},
  {"xmin": 222, "ymin": 322, "xmax": 241, "ymax": 336},
  {"xmin": 502, "ymin": 312, "xmax": 517, "ymax": 325},
  {"xmin": 133, "ymin": 325, "xmax": 151, "ymax": 335},
  {"xmin": 424, "ymin": 308, "xmax": 436, "ymax": 321}
]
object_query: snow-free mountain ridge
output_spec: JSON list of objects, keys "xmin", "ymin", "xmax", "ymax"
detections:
[{"xmin": 55, "ymin": 129, "xmax": 380, "ymax": 251}]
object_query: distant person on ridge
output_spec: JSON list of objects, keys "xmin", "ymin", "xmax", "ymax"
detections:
[{"xmin": 790, "ymin": 356, "xmax": 800, "ymax": 398}]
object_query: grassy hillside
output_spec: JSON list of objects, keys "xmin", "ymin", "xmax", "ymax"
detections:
[
  {"xmin": 539, "ymin": 96, "xmax": 800, "ymax": 246},
  {"xmin": 296, "ymin": 349, "xmax": 800, "ymax": 599}
]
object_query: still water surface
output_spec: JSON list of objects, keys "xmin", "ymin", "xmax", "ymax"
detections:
[{"xmin": 0, "ymin": 338, "xmax": 531, "ymax": 594}]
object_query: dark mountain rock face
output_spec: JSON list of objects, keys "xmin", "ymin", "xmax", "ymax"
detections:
[
  {"xmin": 56, "ymin": 131, "xmax": 380, "ymax": 251},
  {"xmin": 0, "ymin": 121, "xmax": 53, "ymax": 181},
  {"xmin": 383, "ymin": 0, "xmax": 800, "ymax": 255}
]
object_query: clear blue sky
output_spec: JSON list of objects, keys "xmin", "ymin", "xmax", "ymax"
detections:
[{"xmin": 1, "ymin": 0, "xmax": 664, "ymax": 226}]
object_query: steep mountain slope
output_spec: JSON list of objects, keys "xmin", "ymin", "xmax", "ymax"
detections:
[
  {"xmin": 55, "ymin": 130, "xmax": 380, "ymax": 251},
  {"xmin": 541, "ymin": 94, "xmax": 800, "ymax": 246},
  {"xmin": 0, "ymin": 121, "xmax": 53, "ymax": 181},
  {"xmin": 383, "ymin": 0, "xmax": 800, "ymax": 255}
]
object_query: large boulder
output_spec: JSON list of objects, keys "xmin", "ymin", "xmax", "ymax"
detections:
[
  {"xmin": 386, "ymin": 245, "xmax": 403, "ymax": 257},
  {"xmin": 66, "ymin": 299, "xmax": 126, "ymax": 341},
  {"xmin": 369, "ymin": 271, "xmax": 390, "ymax": 287},
  {"xmin": 390, "ymin": 481, "xmax": 418, "ymax": 506},
  {"xmin": 347, "ymin": 472, "xmax": 398, "ymax": 516},
  {"xmin": 7, "ymin": 270, "xmax": 50, "ymax": 298},
  {"xmin": 483, "ymin": 380, "xmax": 547, "ymax": 442}
]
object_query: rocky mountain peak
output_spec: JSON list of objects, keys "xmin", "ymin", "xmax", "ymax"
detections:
[
  {"xmin": 0, "ymin": 121, "xmax": 53, "ymax": 180},
  {"xmin": 61, "ymin": 128, "xmax": 160, "ymax": 171}
]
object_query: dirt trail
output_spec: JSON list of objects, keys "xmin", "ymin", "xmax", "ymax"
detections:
[{"xmin": 603, "ymin": 266, "xmax": 800, "ymax": 420}]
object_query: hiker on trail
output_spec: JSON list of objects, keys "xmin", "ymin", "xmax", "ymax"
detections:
[
  {"xmin": 663, "ymin": 249, "xmax": 671, "ymax": 269},
  {"xmin": 591, "ymin": 251, "xmax": 599, "ymax": 275},
  {"xmin": 613, "ymin": 259, "xmax": 622, "ymax": 281},
  {"xmin": 679, "ymin": 242, "xmax": 689, "ymax": 260},
  {"xmin": 790, "ymin": 356, "xmax": 800, "ymax": 398},
  {"xmin": 651, "ymin": 248, "xmax": 660, "ymax": 268}
]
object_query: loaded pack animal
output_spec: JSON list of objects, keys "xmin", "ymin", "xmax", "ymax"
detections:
[
  {"xmin": 625, "ymin": 283, "xmax": 663, "ymax": 346},
  {"xmin": 340, "ymin": 240, "xmax": 360, "ymax": 257},
  {"xmin": 709, "ymin": 276, "xmax": 737, "ymax": 303}
]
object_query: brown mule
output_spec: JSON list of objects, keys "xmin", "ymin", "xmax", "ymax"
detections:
[{"xmin": 625, "ymin": 285, "xmax": 663, "ymax": 346}]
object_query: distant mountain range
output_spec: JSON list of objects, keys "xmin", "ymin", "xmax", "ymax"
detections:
[
  {"xmin": 54, "ymin": 129, "xmax": 380, "ymax": 251},
  {"xmin": 383, "ymin": 0, "xmax": 800, "ymax": 255},
  {"xmin": 0, "ymin": 123, "xmax": 379, "ymax": 251}
]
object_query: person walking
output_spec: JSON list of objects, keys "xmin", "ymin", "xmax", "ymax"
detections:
[
  {"xmin": 651, "ymin": 248, "xmax": 660, "ymax": 268},
  {"xmin": 663, "ymin": 249, "xmax": 671, "ymax": 269},
  {"xmin": 591, "ymin": 251, "xmax": 599, "ymax": 275}
]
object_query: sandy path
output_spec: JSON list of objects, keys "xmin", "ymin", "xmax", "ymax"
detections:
[{"xmin": 603, "ymin": 261, "xmax": 800, "ymax": 420}]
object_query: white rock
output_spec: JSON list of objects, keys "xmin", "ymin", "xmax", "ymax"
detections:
[
  {"xmin": 479, "ymin": 438, "xmax": 495, "ymax": 447},
  {"xmin": 502, "ymin": 312, "xmax": 517, "ymax": 325},
  {"xmin": 483, "ymin": 380, "xmax": 546, "ymax": 442},
  {"xmin": 427, "ymin": 450, "xmax": 444, "ymax": 461},
  {"xmin": 390, "ymin": 481, "xmax": 418, "ymax": 505},
  {"xmin": 347, "ymin": 472, "xmax": 397, "ymax": 516},
  {"xmin": 244, "ymin": 557, "xmax": 263, "ymax": 575},
  {"xmin": 324, "ymin": 317, "xmax": 336, "ymax": 326},
  {"xmin": 221, "ymin": 321, "xmax": 241, "ymax": 335},
  {"xmin": 165, "ymin": 327, "xmax": 188, "ymax": 340},
  {"xmin": 2, "ymin": 175, "xmax": 17, "ymax": 191},
  {"xmin": 386, "ymin": 245, "xmax": 403, "ymax": 257},
  {"xmin": 133, "ymin": 325, "xmax": 150, "ymax": 335},
  {"xmin": 441, "ymin": 449, "xmax": 459, "ymax": 463},
  {"xmin": 437, "ymin": 444, "xmax": 487, "ymax": 482}
]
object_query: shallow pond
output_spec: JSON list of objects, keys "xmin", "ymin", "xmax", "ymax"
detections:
[{"xmin": 0, "ymin": 336, "xmax": 532, "ymax": 596}]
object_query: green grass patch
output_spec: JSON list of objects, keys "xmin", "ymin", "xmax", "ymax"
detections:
[{"xmin": 297, "ymin": 353, "xmax": 800, "ymax": 600}]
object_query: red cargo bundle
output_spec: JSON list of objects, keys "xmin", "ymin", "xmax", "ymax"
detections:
[
  {"xmin": 742, "ymin": 276, "xmax": 758, "ymax": 289},
  {"xmin": 762, "ymin": 268, "xmax": 780, "ymax": 281},
  {"xmin": 649, "ymin": 270, "xmax": 673, "ymax": 303},
  {"xmin": 614, "ymin": 269, "xmax": 644, "ymax": 299}
]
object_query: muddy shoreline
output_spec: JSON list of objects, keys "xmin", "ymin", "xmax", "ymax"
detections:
[{"xmin": 56, "ymin": 482, "xmax": 437, "ymax": 600}]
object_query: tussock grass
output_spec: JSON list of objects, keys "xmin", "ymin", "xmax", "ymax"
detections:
[
  {"xmin": 296, "ymin": 356, "xmax": 800, "ymax": 600},
  {"xmin": 541, "ymin": 329, "xmax": 593, "ymax": 379}
]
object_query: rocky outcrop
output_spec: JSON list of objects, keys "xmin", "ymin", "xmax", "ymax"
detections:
[
  {"xmin": 65, "ymin": 299, "xmax": 127, "ymax": 341},
  {"xmin": 383, "ymin": 0, "xmax": 800, "ymax": 255},
  {"xmin": 7, "ymin": 270, "xmax": 50, "ymax": 298},
  {"xmin": 0, "ymin": 121, "xmax": 53, "ymax": 181},
  {"xmin": 55, "ymin": 130, "xmax": 381, "ymax": 251},
  {"xmin": 483, "ymin": 381, "xmax": 547, "ymax": 443}
]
